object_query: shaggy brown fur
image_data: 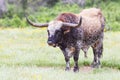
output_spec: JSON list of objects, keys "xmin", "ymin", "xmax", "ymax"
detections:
[
  {"xmin": 55, "ymin": 8, "xmax": 105, "ymax": 32},
  {"xmin": 79, "ymin": 8, "xmax": 105, "ymax": 58},
  {"xmin": 79, "ymin": 8, "xmax": 105, "ymax": 27},
  {"xmin": 54, "ymin": 9, "xmax": 105, "ymax": 70},
  {"xmin": 79, "ymin": 8, "xmax": 102, "ymax": 17},
  {"xmin": 55, "ymin": 8, "xmax": 105, "ymax": 58},
  {"xmin": 56, "ymin": 13, "xmax": 79, "ymax": 24}
]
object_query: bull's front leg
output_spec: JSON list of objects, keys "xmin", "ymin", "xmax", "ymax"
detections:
[
  {"xmin": 60, "ymin": 46, "xmax": 77, "ymax": 71},
  {"xmin": 60, "ymin": 46, "xmax": 80, "ymax": 71},
  {"xmin": 65, "ymin": 47, "xmax": 80, "ymax": 72},
  {"xmin": 64, "ymin": 55, "xmax": 70, "ymax": 71},
  {"xmin": 62, "ymin": 50, "xmax": 71, "ymax": 71},
  {"xmin": 60, "ymin": 47, "xmax": 71, "ymax": 71},
  {"xmin": 73, "ymin": 51, "xmax": 79, "ymax": 72}
]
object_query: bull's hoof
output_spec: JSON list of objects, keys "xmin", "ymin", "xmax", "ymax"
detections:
[
  {"xmin": 91, "ymin": 62, "xmax": 101, "ymax": 68},
  {"xmin": 73, "ymin": 67, "xmax": 79, "ymax": 72},
  {"xmin": 65, "ymin": 67, "xmax": 70, "ymax": 71}
]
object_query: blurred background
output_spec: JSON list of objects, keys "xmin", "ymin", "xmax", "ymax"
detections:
[
  {"xmin": 0, "ymin": 0, "xmax": 120, "ymax": 31},
  {"xmin": 0, "ymin": 1, "xmax": 120, "ymax": 80}
]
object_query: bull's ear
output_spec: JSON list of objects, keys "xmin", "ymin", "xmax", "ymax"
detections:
[
  {"xmin": 61, "ymin": 26, "xmax": 70, "ymax": 34},
  {"xmin": 64, "ymin": 29, "xmax": 70, "ymax": 34}
]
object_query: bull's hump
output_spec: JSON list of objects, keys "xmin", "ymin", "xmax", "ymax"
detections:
[{"xmin": 81, "ymin": 17, "xmax": 102, "ymax": 34}]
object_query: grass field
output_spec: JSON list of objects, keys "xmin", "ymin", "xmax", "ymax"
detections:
[{"xmin": 0, "ymin": 28, "xmax": 120, "ymax": 80}]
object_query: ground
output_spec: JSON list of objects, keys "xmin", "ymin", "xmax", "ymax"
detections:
[{"xmin": 0, "ymin": 28, "xmax": 120, "ymax": 80}]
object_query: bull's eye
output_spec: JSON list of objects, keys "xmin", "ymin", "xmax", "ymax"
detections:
[
  {"xmin": 56, "ymin": 30, "xmax": 61, "ymax": 33},
  {"xmin": 55, "ymin": 30, "xmax": 62, "ymax": 36}
]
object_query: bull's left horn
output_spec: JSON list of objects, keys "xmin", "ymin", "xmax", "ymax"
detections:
[
  {"xmin": 26, "ymin": 17, "xmax": 48, "ymax": 27},
  {"xmin": 63, "ymin": 16, "xmax": 82, "ymax": 27}
]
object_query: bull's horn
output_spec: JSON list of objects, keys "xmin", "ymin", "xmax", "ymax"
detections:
[
  {"xmin": 63, "ymin": 16, "xmax": 82, "ymax": 27},
  {"xmin": 26, "ymin": 17, "xmax": 48, "ymax": 27}
]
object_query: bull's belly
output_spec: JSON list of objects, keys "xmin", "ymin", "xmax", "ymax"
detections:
[
  {"xmin": 62, "ymin": 41, "xmax": 92, "ymax": 58},
  {"xmin": 64, "ymin": 43, "xmax": 90, "ymax": 58},
  {"xmin": 81, "ymin": 45, "xmax": 90, "ymax": 52},
  {"xmin": 77, "ymin": 39, "xmax": 96, "ymax": 52}
]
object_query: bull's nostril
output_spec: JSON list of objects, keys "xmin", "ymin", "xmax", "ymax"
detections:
[{"xmin": 47, "ymin": 41, "xmax": 56, "ymax": 47}]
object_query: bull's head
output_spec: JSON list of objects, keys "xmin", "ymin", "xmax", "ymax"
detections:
[{"xmin": 26, "ymin": 16, "xmax": 82, "ymax": 47}]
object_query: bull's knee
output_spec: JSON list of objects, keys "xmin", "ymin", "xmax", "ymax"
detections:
[{"xmin": 65, "ymin": 57, "xmax": 70, "ymax": 71}]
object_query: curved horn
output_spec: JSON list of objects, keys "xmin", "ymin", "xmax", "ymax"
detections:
[
  {"xmin": 62, "ymin": 16, "xmax": 82, "ymax": 27},
  {"xmin": 26, "ymin": 17, "xmax": 48, "ymax": 27}
]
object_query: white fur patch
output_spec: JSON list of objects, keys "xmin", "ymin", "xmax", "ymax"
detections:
[{"xmin": 48, "ymin": 21, "xmax": 63, "ymax": 37}]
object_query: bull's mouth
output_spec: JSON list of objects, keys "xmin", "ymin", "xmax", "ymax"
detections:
[{"xmin": 48, "ymin": 43, "xmax": 58, "ymax": 47}]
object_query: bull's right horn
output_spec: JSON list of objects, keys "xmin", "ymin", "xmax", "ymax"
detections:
[{"xmin": 26, "ymin": 17, "xmax": 48, "ymax": 27}]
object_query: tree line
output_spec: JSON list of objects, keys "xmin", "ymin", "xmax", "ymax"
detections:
[{"xmin": 0, "ymin": 0, "xmax": 113, "ymax": 18}]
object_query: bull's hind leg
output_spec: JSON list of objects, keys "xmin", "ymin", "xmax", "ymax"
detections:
[{"xmin": 91, "ymin": 40, "xmax": 103, "ymax": 68}]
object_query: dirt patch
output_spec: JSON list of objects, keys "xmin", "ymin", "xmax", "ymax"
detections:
[
  {"xmin": 79, "ymin": 66, "xmax": 120, "ymax": 73},
  {"xmin": 35, "ymin": 66, "xmax": 119, "ymax": 73},
  {"xmin": 79, "ymin": 66, "xmax": 93, "ymax": 73}
]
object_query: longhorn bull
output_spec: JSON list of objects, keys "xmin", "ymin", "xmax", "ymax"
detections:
[{"xmin": 26, "ymin": 8, "xmax": 105, "ymax": 72}]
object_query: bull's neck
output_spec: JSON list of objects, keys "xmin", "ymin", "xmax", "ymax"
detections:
[
  {"xmin": 59, "ymin": 28, "xmax": 82, "ymax": 49},
  {"xmin": 63, "ymin": 28, "xmax": 82, "ymax": 43}
]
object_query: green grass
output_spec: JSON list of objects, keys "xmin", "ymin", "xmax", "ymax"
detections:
[
  {"xmin": 0, "ymin": 66, "xmax": 120, "ymax": 80},
  {"xmin": 0, "ymin": 28, "xmax": 120, "ymax": 80}
]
